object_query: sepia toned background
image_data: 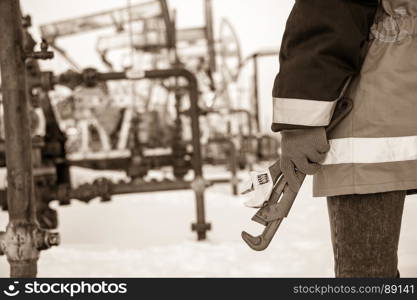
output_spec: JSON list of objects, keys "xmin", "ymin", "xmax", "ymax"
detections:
[{"xmin": 0, "ymin": 0, "xmax": 416, "ymax": 278}]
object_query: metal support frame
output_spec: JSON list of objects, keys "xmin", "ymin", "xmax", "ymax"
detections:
[
  {"xmin": 56, "ymin": 67, "xmax": 211, "ymax": 240},
  {"xmin": 0, "ymin": 0, "xmax": 59, "ymax": 278}
]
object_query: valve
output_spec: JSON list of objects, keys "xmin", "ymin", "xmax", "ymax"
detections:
[
  {"xmin": 26, "ymin": 39, "xmax": 54, "ymax": 60},
  {"xmin": 82, "ymin": 68, "xmax": 99, "ymax": 87},
  {"xmin": 37, "ymin": 230, "xmax": 60, "ymax": 251},
  {"xmin": 22, "ymin": 15, "xmax": 32, "ymax": 28},
  {"xmin": 0, "ymin": 221, "xmax": 60, "ymax": 260}
]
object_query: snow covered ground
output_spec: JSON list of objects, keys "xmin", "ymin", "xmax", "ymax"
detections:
[{"xmin": 0, "ymin": 166, "xmax": 416, "ymax": 278}]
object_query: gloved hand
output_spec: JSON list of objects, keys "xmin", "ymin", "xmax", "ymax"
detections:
[{"xmin": 280, "ymin": 127, "xmax": 330, "ymax": 192}]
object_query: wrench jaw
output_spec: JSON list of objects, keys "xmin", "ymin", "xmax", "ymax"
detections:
[
  {"xmin": 241, "ymin": 176, "xmax": 287, "ymax": 251},
  {"xmin": 241, "ymin": 174, "xmax": 302, "ymax": 251},
  {"xmin": 241, "ymin": 219, "xmax": 283, "ymax": 251},
  {"xmin": 241, "ymin": 231, "xmax": 265, "ymax": 252}
]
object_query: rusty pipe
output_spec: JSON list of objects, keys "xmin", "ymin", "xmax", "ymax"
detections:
[
  {"xmin": 0, "ymin": 0, "xmax": 61, "ymax": 277},
  {"xmin": 0, "ymin": 0, "xmax": 35, "ymax": 224},
  {"xmin": 0, "ymin": 0, "xmax": 38, "ymax": 277}
]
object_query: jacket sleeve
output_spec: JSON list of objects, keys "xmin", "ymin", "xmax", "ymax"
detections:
[{"xmin": 271, "ymin": 0, "xmax": 378, "ymax": 132}]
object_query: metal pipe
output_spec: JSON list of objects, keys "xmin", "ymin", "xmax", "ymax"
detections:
[
  {"xmin": 253, "ymin": 54, "xmax": 260, "ymax": 133},
  {"xmin": 0, "ymin": 0, "xmax": 38, "ymax": 277},
  {"xmin": 56, "ymin": 67, "xmax": 211, "ymax": 240},
  {"xmin": 205, "ymin": 0, "xmax": 217, "ymax": 76},
  {"xmin": 62, "ymin": 68, "xmax": 204, "ymax": 174},
  {"xmin": 231, "ymin": 109, "xmax": 254, "ymax": 171},
  {"xmin": 133, "ymin": 69, "xmax": 210, "ymax": 240},
  {"xmin": 250, "ymin": 51, "xmax": 278, "ymax": 133},
  {"xmin": 0, "ymin": 1, "xmax": 60, "ymax": 277},
  {"xmin": 158, "ymin": 0, "xmax": 175, "ymax": 49},
  {"xmin": 144, "ymin": 69, "xmax": 209, "ymax": 239}
]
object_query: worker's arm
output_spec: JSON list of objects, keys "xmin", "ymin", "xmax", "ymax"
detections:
[{"xmin": 272, "ymin": 0, "xmax": 378, "ymax": 132}]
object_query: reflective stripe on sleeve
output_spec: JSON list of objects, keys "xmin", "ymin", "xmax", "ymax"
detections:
[
  {"xmin": 323, "ymin": 135, "xmax": 417, "ymax": 165},
  {"xmin": 273, "ymin": 97, "xmax": 338, "ymax": 127},
  {"xmin": 273, "ymin": 78, "xmax": 352, "ymax": 127}
]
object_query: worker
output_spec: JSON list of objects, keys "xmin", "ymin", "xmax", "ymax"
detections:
[{"xmin": 273, "ymin": 0, "xmax": 413, "ymax": 277}]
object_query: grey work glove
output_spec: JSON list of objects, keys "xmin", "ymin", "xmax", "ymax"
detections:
[{"xmin": 280, "ymin": 127, "xmax": 330, "ymax": 192}]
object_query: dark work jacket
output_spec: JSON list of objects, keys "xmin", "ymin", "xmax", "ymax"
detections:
[{"xmin": 271, "ymin": 0, "xmax": 379, "ymax": 132}]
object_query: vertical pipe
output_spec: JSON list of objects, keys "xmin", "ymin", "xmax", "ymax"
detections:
[
  {"xmin": 253, "ymin": 54, "xmax": 261, "ymax": 132},
  {"xmin": 205, "ymin": 0, "xmax": 217, "ymax": 75},
  {"xmin": 225, "ymin": 120, "xmax": 238, "ymax": 196},
  {"xmin": 232, "ymin": 109, "xmax": 254, "ymax": 171},
  {"xmin": 158, "ymin": 0, "xmax": 175, "ymax": 49},
  {"xmin": 142, "ymin": 69, "xmax": 210, "ymax": 239},
  {"xmin": 228, "ymin": 141, "xmax": 238, "ymax": 196},
  {"xmin": 187, "ymin": 71, "xmax": 209, "ymax": 240},
  {"xmin": 0, "ymin": 0, "xmax": 38, "ymax": 277}
]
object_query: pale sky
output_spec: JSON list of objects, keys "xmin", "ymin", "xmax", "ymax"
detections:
[{"xmin": 20, "ymin": 0, "xmax": 295, "ymax": 131}]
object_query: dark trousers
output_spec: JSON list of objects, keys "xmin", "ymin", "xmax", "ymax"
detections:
[{"xmin": 327, "ymin": 191, "xmax": 406, "ymax": 278}]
